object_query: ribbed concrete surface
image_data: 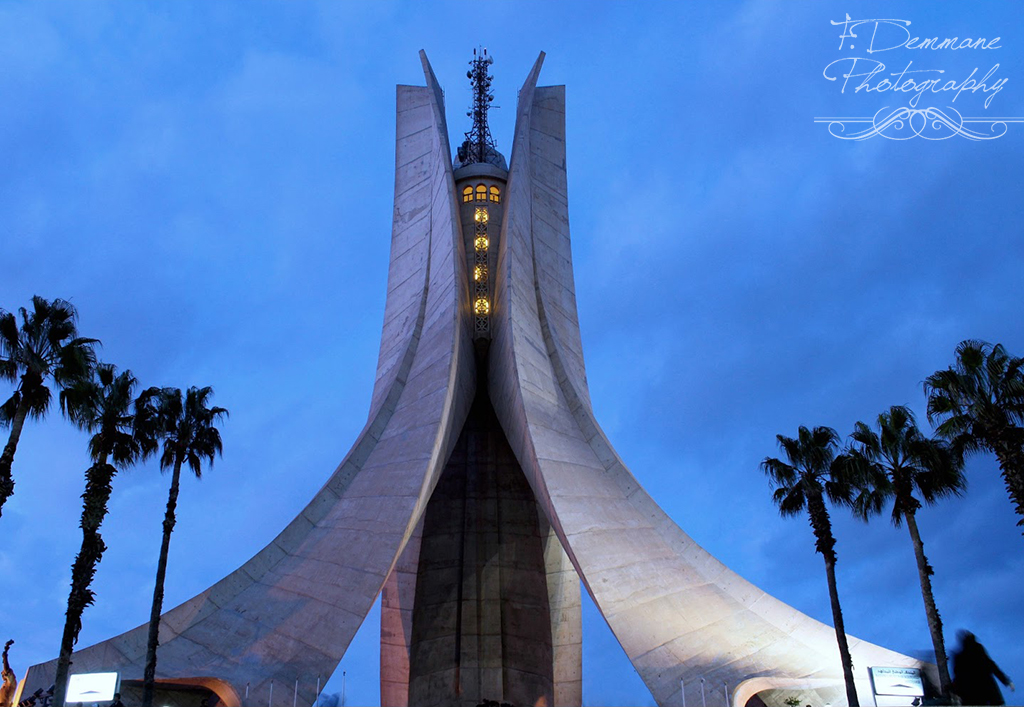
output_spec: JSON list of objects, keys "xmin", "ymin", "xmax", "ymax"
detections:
[
  {"xmin": 487, "ymin": 52, "xmax": 926, "ymax": 707},
  {"xmin": 23, "ymin": 51, "xmax": 475, "ymax": 707}
]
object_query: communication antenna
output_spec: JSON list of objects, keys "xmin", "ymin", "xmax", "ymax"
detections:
[{"xmin": 458, "ymin": 47, "xmax": 501, "ymax": 166}]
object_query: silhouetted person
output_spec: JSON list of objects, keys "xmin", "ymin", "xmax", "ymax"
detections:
[
  {"xmin": 109, "ymin": 693, "xmax": 124, "ymax": 707},
  {"xmin": 952, "ymin": 630, "xmax": 1015, "ymax": 705}
]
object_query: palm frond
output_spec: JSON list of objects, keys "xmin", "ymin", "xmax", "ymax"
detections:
[
  {"xmin": 761, "ymin": 456, "xmax": 796, "ymax": 487},
  {"xmin": 850, "ymin": 421, "xmax": 880, "ymax": 455},
  {"xmin": 0, "ymin": 297, "xmax": 99, "ymax": 429},
  {"xmin": 850, "ymin": 482, "xmax": 889, "ymax": 522},
  {"xmin": 763, "ymin": 426, "xmax": 844, "ymax": 519},
  {"xmin": 776, "ymin": 433, "xmax": 802, "ymax": 467},
  {"xmin": 773, "ymin": 486, "xmax": 805, "ymax": 516},
  {"xmin": 824, "ymin": 476, "xmax": 855, "ymax": 506},
  {"xmin": 24, "ymin": 385, "xmax": 52, "ymax": 420},
  {"xmin": 852, "ymin": 402, "xmax": 969, "ymax": 528},
  {"xmin": 152, "ymin": 386, "xmax": 227, "ymax": 477},
  {"xmin": 0, "ymin": 392, "xmax": 21, "ymax": 426},
  {"xmin": 63, "ymin": 363, "xmax": 153, "ymax": 467}
]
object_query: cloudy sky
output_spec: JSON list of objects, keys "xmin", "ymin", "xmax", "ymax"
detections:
[{"xmin": 1, "ymin": 2, "xmax": 1022, "ymax": 706}]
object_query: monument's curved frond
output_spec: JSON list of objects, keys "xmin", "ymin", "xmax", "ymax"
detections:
[
  {"xmin": 23, "ymin": 52, "xmax": 474, "ymax": 707},
  {"xmin": 488, "ymin": 53, "xmax": 927, "ymax": 707}
]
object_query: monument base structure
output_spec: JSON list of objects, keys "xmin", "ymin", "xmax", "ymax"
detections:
[{"xmin": 23, "ymin": 52, "xmax": 930, "ymax": 707}]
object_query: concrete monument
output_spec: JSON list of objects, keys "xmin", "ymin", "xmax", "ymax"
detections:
[{"xmin": 23, "ymin": 51, "xmax": 927, "ymax": 707}]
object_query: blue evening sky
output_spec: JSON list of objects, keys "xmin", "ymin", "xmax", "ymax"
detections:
[{"xmin": 1, "ymin": 2, "xmax": 1022, "ymax": 706}]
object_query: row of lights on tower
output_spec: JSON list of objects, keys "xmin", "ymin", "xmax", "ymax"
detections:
[
  {"xmin": 465, "ymin": 184, "xmax": 500, "ymax": 328},
  {"xmin": 473, "ymin": 206, "xmax": 491, "ymax": 319}
]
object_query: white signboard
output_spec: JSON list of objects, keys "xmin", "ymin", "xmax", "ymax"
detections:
[
  {"xmin": 870, "ymin": 666, "xmax": 925, "ymax": 707},
  {"xmin": 870, "ymin": 666, "xmax": 924, "ymax": 697},
  {"xmin": 65, "ymin": 672, "xmax": 119, "ymax": 703}
]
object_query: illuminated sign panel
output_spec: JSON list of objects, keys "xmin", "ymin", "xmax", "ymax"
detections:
[
  {"xmin": 65, "ymin": 672, "xmax": 119, "ymax": 703},
  {"xmin": 870, "ymin": 666, "xmax": 924, "ymax": 707}
]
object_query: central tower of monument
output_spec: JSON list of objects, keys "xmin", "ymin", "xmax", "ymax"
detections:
[
  {"xmin": 381, "ymin": 48, "xmax": 581, "ymax": 707},
  {"xmin": 23, "ymin": 51, "xmax": 927, "ymax": 707}
]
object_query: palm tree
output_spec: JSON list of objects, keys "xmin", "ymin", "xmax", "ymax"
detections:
[
  {"xmin": 140, "ymin": 386, "xmax": 227, "ymax": 707},
  {"xmin": 847, "ymin": 405, "xmax": 965, "ymax": 698},
  {"xmin": 0, "ymin": 296, "xmax": 98, "ymax": 518},
  {"xmin": 924, "ymin": 340, "xmax": 1024, "ymax": 529},
  {"xmin": 52, "ymin": 364, "xmax": 157, "ymax": 707},
  {"xmin": 762, "ymin": 425, "xmax": 862, "ymax": 707}
]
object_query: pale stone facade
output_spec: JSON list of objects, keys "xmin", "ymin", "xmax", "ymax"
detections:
[{"xmin": 23, "ymin": 52, "xmax": 926, "ymax": 707}]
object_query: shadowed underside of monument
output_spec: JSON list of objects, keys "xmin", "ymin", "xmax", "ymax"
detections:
[
  {"xmin": 393, "ymin": 383, "xmax": 580, "ymax": 707},
  {"xmin": 411, "ymin": 394, "xmax": 555, "ymax": 704},
  {"xmin": 24, "ymin": 51, "xmax": 927, "ymax": 707}
]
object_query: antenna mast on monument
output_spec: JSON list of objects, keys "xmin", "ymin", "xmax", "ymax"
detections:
[{"xmin": 457, "ymin": 47, "xmax": 503, "ymax": 168}]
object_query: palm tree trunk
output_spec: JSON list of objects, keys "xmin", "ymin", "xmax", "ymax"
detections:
[
  {"xmin": 808, "ymin": 495, "xmax": 859, "ymax": 707},
  {"xmin": 142, "ymin": 457, "xmax": 183, "ymax": 707},
  {"xmin": 823, "ymin": 553, "xmax": 859, "ymax": 707},
  {"xmin": 0, "ymin": 399, "xmax": 29, "ymax": 519},
  {"xmin": 53, "ymin": 459, "xmax": 116, "ymax": 707},
  {"xmin": 904, "ymin": 510, "xmax": 951, "ymax": 696}
]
